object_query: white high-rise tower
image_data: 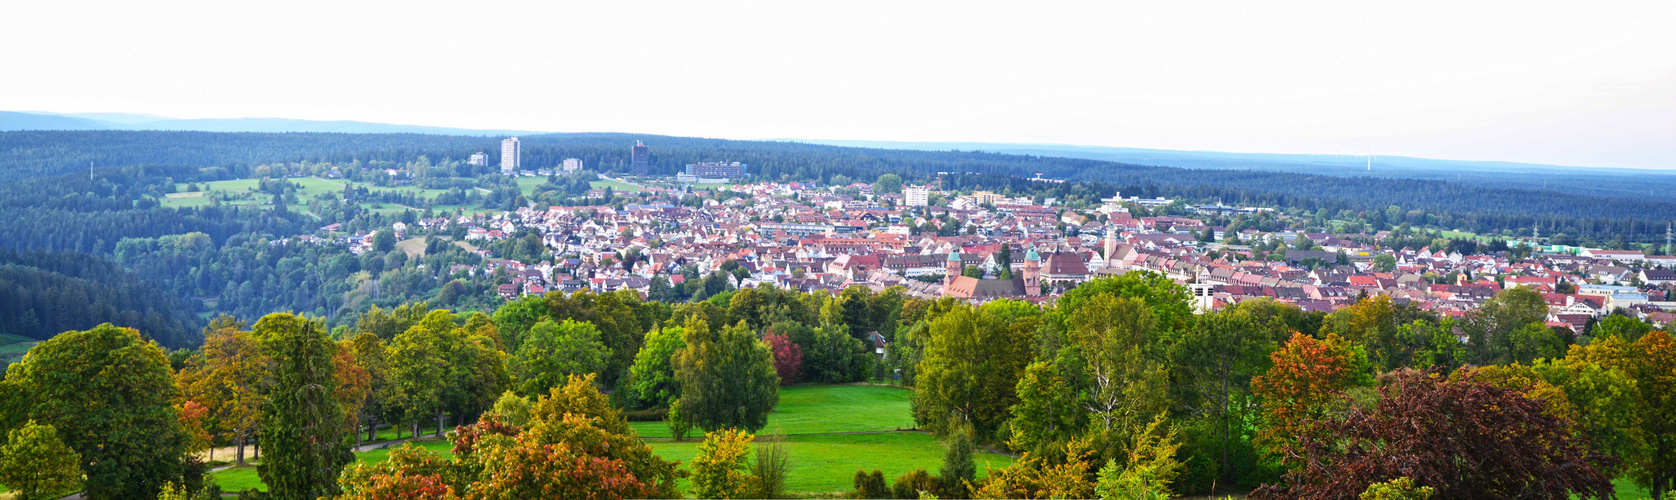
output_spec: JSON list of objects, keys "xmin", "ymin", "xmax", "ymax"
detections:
[{"xmin": 500, "ymin": 137, "xmax": 521, "ymax": 175}]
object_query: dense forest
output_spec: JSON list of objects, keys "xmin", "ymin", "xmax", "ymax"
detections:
[{"xmin": 0, "ymin": 249, "xmax": 200, "ymax": 346}]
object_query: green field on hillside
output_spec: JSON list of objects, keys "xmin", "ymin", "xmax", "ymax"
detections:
[{"xmin": 0, "ymin": 333, "xmax": 37, "ymax": 366}]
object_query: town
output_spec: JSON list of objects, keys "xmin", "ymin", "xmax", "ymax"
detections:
[{"xmin": 293, "ymin": 137, "xmax": 1675, "ymax": 338}]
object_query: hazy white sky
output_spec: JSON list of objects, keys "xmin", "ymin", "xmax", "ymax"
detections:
[{"xmin": 3, "ymin": 1, "xmax": 1674, "ymax": 169}]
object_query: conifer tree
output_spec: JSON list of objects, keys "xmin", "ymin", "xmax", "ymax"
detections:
[{"xmin": 255, "ymin": 313, "xmax": 352, "ymax": 500}]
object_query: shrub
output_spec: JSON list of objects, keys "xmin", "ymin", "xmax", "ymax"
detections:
[
  {"xmin": 892, "ymin": 469, "xmax": 943, "ymax": 499},
  {"xmin": 853, "ymin": 469, "xmax": 889, "ymax": 499},
  {"xmin": 692, "ymin": 428, "xmax": 758, "ymax": 499},
  {"xmin": 752, "ymin": 437, "xmax": 793, "ymax": 498}
]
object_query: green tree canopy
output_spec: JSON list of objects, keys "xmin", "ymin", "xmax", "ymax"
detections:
[
  {"xmin": 674, "ymin": 317, "xmax": 780, "ymax": 433},
  {"xmin": 0, "ymin": 323, "xmax": 188, "ymax": 499},
  {"xmin": 511, "ymin": 319, "xmax": 609, "ymax": 396},
  {"xmin": 0, "ymin": 420, "xmax": 83, "ymax": 500}
]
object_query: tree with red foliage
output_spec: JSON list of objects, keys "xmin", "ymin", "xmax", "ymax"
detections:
[
  {"xmin": 765, "ymin": 332, "xmax": 803, "ymax": 386},
  {"xmin": 1252, "ymin": 371, "xmax": 1616, "ymax": 500}
]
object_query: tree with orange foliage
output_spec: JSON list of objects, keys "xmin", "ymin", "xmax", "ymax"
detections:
[
  {"xmin": 1252, "ymin": 332, "xmax": 1370, "ymax": 463},
  {"xmin": 176, "ymin": 316, "xmax": 269, "ymax": 465},
  {"xmin": 333, "ymin": 341, "xmax": 372, "ymax": 448}
]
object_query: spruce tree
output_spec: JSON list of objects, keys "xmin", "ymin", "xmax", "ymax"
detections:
[
  {"xmin": 255, "ymin": 313, "xmax": 352, "ymax": 500},
  {"xmin": 940, "ymin": 426, "xmax": 977, "ymax": 498}
]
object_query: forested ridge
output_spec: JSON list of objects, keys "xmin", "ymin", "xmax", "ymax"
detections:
[
  {"xmin": 0, "ymin": 249, "xmax": 200, "ymax": 346},
  {"xmin": 4, "ymin": 130, "xmax": 1671, "ymax": 241}
]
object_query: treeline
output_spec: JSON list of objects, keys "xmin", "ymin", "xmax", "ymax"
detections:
[
  {"xmin": 0, "ymin": 249, "xmax": 200, "ymax": 346},
  {"xmin": 4, "ymin": 274, "xmax": 1672, "ymax": 498},
  {"xmin": 884, "ymin": 273, "xmax": 1665, "ymax": 499}
]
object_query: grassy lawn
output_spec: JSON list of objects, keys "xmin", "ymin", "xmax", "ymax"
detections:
[
  {"xmin": 356, "ymin": 202, "xmax": 410, "ymax": 214},
  {"xmin": 629, "ymin": 384, "xmax": 917, "ymax": 438},
  {"xmin": 209, "ymin": 439, "xmax": 454, "ymax": 492},
  {"xmin": 0, "ymin": 334, "xmax": 37, "ymax": 366},
  {"xmin": 648, "ymin": 432, "xmax": 1013, "ymax": 496},
  {"xmin": 394, "ymin": 236, "xmax": 428, "ymax": 259},
  {"xmin": 515, "ymin": 176, "xmax": 547, "ymax": 197},
  {"xmin": 590, "ymin": 179, "xmax": 642, "ymax": 192},
  {"xmin": 1616, "ymin": 478, "xmax": 1653, "ymax": 499}
]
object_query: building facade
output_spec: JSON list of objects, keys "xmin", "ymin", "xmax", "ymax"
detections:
[
  {"xmin": 468, "ymin": 152, "xmax": 488, "ymax": 166},
  {"xmin": 904, "ymin": 186, "xmax": 929, "ymax": 207},
  {"xmin": 631, "ymin": 141, "xmax": 650, "ymax": 174},
  {"xmin": 562, "ymin": 158, "xmax": 583, "ymax": 173},
  {"xmin": 684, "ymin": 161, "xmax": 747, "ymax": 179},
  {"xmin": 500, "ymin": 137, "xmax": 521, "ymax": 175}
]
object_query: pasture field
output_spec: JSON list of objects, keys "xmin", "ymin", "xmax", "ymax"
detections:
[
  {"xmin": 0, "ymin": 333, "xmax": 36, "ymax": 366},
  {"xmin": 648, "ymin": 432, "xmax": 1013, "ymax": 496},
  {"xmin": 590, "ymin": 178, "xmax": 642, "ymax": 192},
  {"xmin": 630, "ymin": 384, "xmax": 916, "ymax": 438}
]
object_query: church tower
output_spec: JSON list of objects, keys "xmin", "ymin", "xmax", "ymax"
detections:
[
  {"xmin": 1023, "ymin": 248, "xmax": 1042, "ymax": 297},
  {"xmin": 945, "ymin": 250, "xmax": 962, "ymax": 289},
  {"xmin": 1103, "ymin": 228, "xmax": 1119, "ymax": 269}
]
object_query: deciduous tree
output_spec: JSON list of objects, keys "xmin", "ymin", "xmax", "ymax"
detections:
[
  {"xmin": 178, "ymin": 320, "xmax": 270, "ymax": 465},
  {"xmin": 1252, "ymin": 332, "xmax": 1369, "ymax": 463},
  {"xmin": 1, "ymin": 323, "xmax": 188, "ymax": 499},
  {"xmin": 674, "ymin": 318, "xmax": 780, "ymax": 433},
  {"xmin": 624, "ymin": 326, "xmax": 685, "ymax": 409},
  {"xmin": 511, "ymin": 319, "xmax": 608, "ymax": 396},
  {"xmin": 0, "ymin": 420, "xmax": 83, "ymax": 500},
  {"xmin": 1252, "ymin": 372, "xmax": 1615, "ymax": 500},
  {"xmin": 691, "ymin": 428, "xmax": 758, "ymax": 499}
]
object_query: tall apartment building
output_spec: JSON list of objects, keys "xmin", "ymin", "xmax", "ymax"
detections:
[
  {"xmin": 468, "ymin": 152, "xmax": 488, "ymax": 166},
  {"xmin": 684, "ymin": 161, "xmax": 747, "ymax": 179},
  {"xmin": 904, "ymin": 186, "xmax": 930, "ymax": 206},
  {"xmin": 500, "ymin": 137, "xmax": 521, "ymax": 175},
  {"xmin": 562, "ymin": 158, "xmax": 583, "ymax": 173},
  {"xmin": 630, "ymin": 141, "xmax": 650, "ymax": 174}
]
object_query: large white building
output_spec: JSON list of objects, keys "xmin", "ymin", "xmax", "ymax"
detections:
[
  {"xmin": 500, "ymin": 137, "xmax": 521, "ymax": 175},
  {"xmin": 468, "ymin": 152, "xmax": 488, "ymax": 166},
  {"xmin": 562, "ymin": 158, "xmax": 583, "ymax": 173},
  {"xmin": 904, "ymin": 186, "xmax": 930, "ymax": 207}
]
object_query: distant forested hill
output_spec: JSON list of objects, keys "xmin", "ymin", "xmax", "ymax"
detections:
[
  {"xmin": 0, "ymin": 249, "xmax": 201, "ymax": 347},
  {"xmin": 1, "ymin": 130, "xmax": 1672, "ymax": 242}
]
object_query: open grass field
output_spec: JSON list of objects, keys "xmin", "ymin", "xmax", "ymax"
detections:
[
  {"xmin": 648, "ymin": 432, "xmax": 1013, "ymax": 496},
  {"xmin": 394, "ymin": 236, "xmax": 428, "ymax": 259},
  {"xmin": 591, "ymin": 178, "xmax": 643, "ymax": 192},
  {"xmin": 209, "ymin": 439, "xmax": 455, "ymax": 493},
  {"xmin": 631, "ymin": 384, "xmax": 916, "ymax": 438},
  {"xmin": 164, "ymin": 177, "xmax": 463, "ymax": 211},
  {"xmin": 0, "ymin": 333, "xmax": 37, "ymax": 366}
]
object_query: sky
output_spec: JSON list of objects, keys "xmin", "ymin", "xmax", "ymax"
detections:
[{"xmin": 3, "ymin": 1, "xmax": 1674, "ymax": 169}]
